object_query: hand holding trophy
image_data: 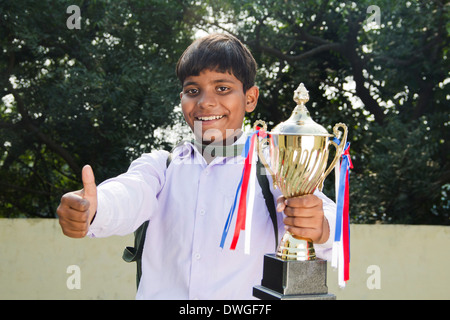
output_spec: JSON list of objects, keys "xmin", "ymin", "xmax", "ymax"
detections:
[{"xmin": 253, "ymin": 83, "xmax": 348, "ymax": 299}]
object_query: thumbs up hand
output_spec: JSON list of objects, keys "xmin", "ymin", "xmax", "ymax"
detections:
[{"xmin": 57, "ymin": 165, "xmax": 98, "ymax": 238}]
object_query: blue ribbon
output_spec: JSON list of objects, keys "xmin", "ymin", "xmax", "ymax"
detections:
[
  {"xmin": 334, "ymin": 142, "xmax": 351, "ymax": 243},
  {"xmin": 219, "ymin": 132, "xmax": 257, "ymax": 248}
]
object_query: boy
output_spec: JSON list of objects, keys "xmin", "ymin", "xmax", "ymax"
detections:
[{"xmin": 56, "ymin": 33, "xmax": 336, "ymax": 299}]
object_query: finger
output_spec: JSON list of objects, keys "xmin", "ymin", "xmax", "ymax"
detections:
[
  {"xmin": 60, "ymin": 192, "xmax": 89, "ymax": 212},
  {"xmin": 59, "ymin": 224, "xmax": 88, "ymax": 238},
  {"xmin": 284, "ymin": 225, "xmax": 321, "ymax": 242},
  {"xmin": 283, "ymin": 216, "xmax": 321, "ymax": 229},
  {"xmin": 276, "ymin": 196, "xmax": 286, "ymax": 212},
  {"xmin": 57, "ymin": 209, "xmax": 89, "ymax": 238},
  {"xmin": 285, "ymin": 194, "xmax": 322, "ymax": 208},
  {"xmin": 59, "ymin": 215, "xmax": 89, "ymax": 232},
  {"xmin": 57, "ymin": 200, "xmax": 90, "ymax": 222},
  {"xmin": 82, "ymin": 165, "xmax": 97, "ymax": 198},
  {"xmin": 64, "ymin": 207, "xmax": 90, "ymax": 223},
  {"xmin": 283, "ymin": 205, "xmax": 321, "ymax": 217}
]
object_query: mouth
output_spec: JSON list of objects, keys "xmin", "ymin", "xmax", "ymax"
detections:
[{"xmin": 195, "ymin": 115, "xmax": 224, "ymax": 121}]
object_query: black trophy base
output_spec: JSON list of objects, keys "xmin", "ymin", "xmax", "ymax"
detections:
[{"xmin": 253, "ymin": 254, "xmax": 336, "ymax": 300}]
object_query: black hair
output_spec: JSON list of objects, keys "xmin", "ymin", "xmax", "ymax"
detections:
[{"xmin": 176, "ymin": 33, "xmax": 257, "ymax": 92}]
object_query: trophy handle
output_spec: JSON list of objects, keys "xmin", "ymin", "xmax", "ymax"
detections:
[
  {"xmin": 317, "ymin": 123, "xmax": 348, "ymax": 191},
  {"xmin": 254, "ymin": 120, "xmax": 277, "ymax": 189}
]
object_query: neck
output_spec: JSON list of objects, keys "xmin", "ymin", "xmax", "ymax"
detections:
[
  {"xmin": 193, "ymin": 131, "xmax": 245, "ymax": 163},
  {"xmin": 197, "ymin": 130, "xmax": 243, "ymax": 147}
]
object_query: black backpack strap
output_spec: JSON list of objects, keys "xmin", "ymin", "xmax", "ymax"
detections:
[
  {"xmin": 122, "ymin": 220, "xmax": 149, "ymax": 288},
  {"xmin": 256, "ymin": 157, "xmax": 279, "ymax": 250},
  {"xmin": 166, "ymin": 152, "xmax": 173, "ymax": 167}
]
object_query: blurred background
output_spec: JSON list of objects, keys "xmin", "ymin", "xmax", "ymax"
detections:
[{"xmin": 0, "ymin": 0, "xmax": 449, "ymax": 300}]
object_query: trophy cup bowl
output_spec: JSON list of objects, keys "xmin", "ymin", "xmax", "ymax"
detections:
[{"xmin": 256, "ymin": 83, "xmax": 348, "ymax": 261}]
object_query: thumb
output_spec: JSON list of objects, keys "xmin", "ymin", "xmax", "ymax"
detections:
[
  {"xmin": 276, "ymin": 196, "xmax": 286, "ymax": 212},
  {"xmin": 82, "ymin": 164, "xmax": 97, "ymax": 198}
]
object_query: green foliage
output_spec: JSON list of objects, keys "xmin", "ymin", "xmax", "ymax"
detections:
[
  {"xmin": 1, "ymin": 0, "xmax": 448, "ymax": 224},
  {"xmin": 349, "ymin": 116, "xmax": 448, "ymax": 224},
  {"xmin": 194, "ymin": 0, "xmax": 449, "ymax": 225},
  {"xmin": 0, "ymin": 0, "xmax": 193, "ymax": 217}
]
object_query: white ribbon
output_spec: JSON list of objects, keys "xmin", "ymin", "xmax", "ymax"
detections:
[
  {"xmin": 332, "ymin": 158, "xmax": 346, "ymax": 288},
  {"xmin": 244, "ymin": 139, "xmax": 257, "ymax": 255}
]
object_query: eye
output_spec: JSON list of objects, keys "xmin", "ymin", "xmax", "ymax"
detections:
[
  {"xmin": 184, "ymin": 88, "xmax": 199, "ymax": 96},
  {"xmin": 217, "ymin": 86, "xmax": 230, "ymax": 93}
]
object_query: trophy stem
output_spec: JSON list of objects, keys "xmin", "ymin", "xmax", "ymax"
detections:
[{"xmin": 276, "ymin": 231, "xmax": 316, "ymax": 261}]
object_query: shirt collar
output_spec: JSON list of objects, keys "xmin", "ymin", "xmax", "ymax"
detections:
[{"xmin": 173, "ymin": 131, "xmax": 251, "ymax": 164}]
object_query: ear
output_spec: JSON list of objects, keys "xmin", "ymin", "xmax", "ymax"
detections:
[{"xmin": 244, "ymin": 86, "xmax": 259, "ymax": 113}]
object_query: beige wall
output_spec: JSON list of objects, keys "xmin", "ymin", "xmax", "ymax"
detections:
[
  {"xmin": 0, "ymin": 219, "xmax": 449, "ymax": 300},
  {"xmin": 0, "ymin": 218, "xmax": 136, "ymax": 300},
  {"xmin": 326, "ymin": 224, "xmax": 450, "ymax": 300}
]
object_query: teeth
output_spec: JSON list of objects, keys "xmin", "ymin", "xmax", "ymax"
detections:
[{"xmin": 197, "ymin": 115, "xmax": 224, "ymax": 121}]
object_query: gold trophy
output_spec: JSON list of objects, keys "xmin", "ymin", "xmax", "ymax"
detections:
[{"xmin": 253, "ymin": 83, "xmax": 347, "ymax": 299}]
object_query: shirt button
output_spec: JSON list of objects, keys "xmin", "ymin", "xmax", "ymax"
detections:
[
  {"xmin": 195, "ymin": 253, "xmax": 201, "ymax": 260},
  {"xmin": 199, "ymin": 209, "xmax": 205, "ymax": 216}
]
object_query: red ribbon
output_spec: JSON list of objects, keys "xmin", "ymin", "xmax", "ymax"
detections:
[
  {"xmin": 230, "ymin": 133, "xmax": 257, "ymax": 250},
  {"xmin": 341, "ymin": 144, "xmax": 352, "ymax": 282},
  {"xmin": 343, "ymin": 168, "xmax": 350, "ymax": 281},
  {"xmin": 342, "ymin": 147, "xmax": 354, "ymax": 170}
]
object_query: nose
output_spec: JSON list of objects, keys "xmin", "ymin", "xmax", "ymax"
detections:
[{"xmin": 197, "ymin": 90, "xmax": 216, "ymax": 108}]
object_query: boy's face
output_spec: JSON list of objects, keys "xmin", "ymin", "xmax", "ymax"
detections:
[{"xmin": 180, "ymin": 70, "xmax": 259, "ymax": 144}]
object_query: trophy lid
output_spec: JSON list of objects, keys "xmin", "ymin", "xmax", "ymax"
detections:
[{"xmin": 270, "ymin": 83, "xmax": 332, "ymax": 137}]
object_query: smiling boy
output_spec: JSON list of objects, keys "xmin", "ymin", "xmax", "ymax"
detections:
[
  {"xmin": 176, "ymin": 34, "xmax": 259, "ymax": 148},
  {"xmin": 56, "ymin": 33, "xmax": 336, "ymax": 299},
  {"xmin": 180, "ymin": 69, "xmax": 258, "ymax": 148}
]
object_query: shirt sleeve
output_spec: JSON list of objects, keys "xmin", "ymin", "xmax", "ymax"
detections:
[
  {"xmin": 88, "ymin": 150, "xmax": 169, "ymax": 238},
  {"xmin": 313, "ymin": 189, "xmax": 336, "ymax": 261}
]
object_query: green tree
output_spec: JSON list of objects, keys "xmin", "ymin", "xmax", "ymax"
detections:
[
  {"xmin": 0, "ymin": 0, "xmax": 193, "ymax": 217},
  {"xmin": 1, "ymin": 0, "xmax": 448, "ymax": 225},
  {"xmin": 187, "ymin": 0, "xmax": 449, "ymax": 224}
]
